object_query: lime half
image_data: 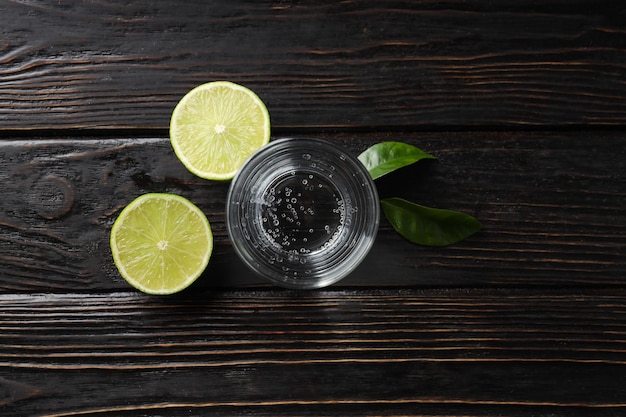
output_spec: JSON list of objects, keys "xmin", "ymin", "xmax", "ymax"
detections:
[
  {"xmin": 110, "ymin": 193, "xmax": 213, "ymax": 295},
  {"xmin": 170, "ymin": 81, "xmax": 271, "ymax": 180}
]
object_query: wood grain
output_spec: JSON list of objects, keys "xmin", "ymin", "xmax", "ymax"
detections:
[
  {"xmin": 1, "ymin": 0, "xmax": 626, "ymax": 129},
  {"xmin": 0, "ymin": 131, "xmax": 623, "ymax": 292},
  {"xmin": 2, "ymin": 2, "xmax": 626, "ymax": 416},
  {"xmin": 1, "ymin": 288, "xmax": 625, "ymax": 416}
]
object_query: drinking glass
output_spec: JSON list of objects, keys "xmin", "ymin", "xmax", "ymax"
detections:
[{"xmin": 226, "ymin": 137, "xmax": 379, "ymax": 289}]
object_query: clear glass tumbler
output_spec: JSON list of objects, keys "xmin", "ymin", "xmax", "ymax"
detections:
[{"xmin": 226, "ymin": 137, "xmax": 379, "ymax": 289}]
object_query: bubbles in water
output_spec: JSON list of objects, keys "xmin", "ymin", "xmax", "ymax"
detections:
[{"xmin": 258, "ymin": 170, "xmax": 346, "ymax": 256}]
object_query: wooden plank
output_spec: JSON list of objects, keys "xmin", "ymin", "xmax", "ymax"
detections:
[
  {"xmin": 0, "ymin": 131, "xmax": 623, "ymax": 291},
  {"xmin": 1, "ymin": 288, "xmax": 625, "ymax": 416},
  {"xmin": 2, "ymin": 1, "xmax": 626, "ymax": 129}
]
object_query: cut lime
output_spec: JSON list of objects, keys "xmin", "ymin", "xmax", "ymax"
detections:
[
  {"xmin": 170, "ymin": 81, "xmax": 271, "ymax": 180},
  {"xmin": 110, "ymin": 193, "xmax": 213, "ymax": 295}
]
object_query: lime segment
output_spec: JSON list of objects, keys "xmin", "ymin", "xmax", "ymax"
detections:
[
  {"xmin": 110, "ymin": 193, "xmax": 213, "ymax": 295},
  {"xmin": 169, "ymin": 81, "xmax": 271, "ymax": 180}
]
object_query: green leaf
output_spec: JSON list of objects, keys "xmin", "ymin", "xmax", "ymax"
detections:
[
  {"xmin": 381, "ymin": 197, "xmax": 482, "ymax": 247},
  {"xmin": 358, "ymin": 141, "xmax": 436, "ymax": 180}
]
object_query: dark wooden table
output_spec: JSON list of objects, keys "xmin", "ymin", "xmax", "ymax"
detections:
[{"xmin": 1, "ymin": 1, "xmax": 625, "ymax": 416}]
